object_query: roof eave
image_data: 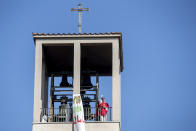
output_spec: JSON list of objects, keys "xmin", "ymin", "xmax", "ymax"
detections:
[{"xmin": 32, "ymin": 32, "xmax": 124, "ymax": 72}]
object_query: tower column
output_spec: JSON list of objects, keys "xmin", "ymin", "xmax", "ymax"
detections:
[
  {"xmin": 112, "ymin": 40, "xmax": 121, "ymax": 122},
  {"xmin": 33, "ymin": 41, "xmax": 44, "ymax": 122},
  {"xmin": 73, "ymin": 42, "xmax": 81, "ymax": 94}
]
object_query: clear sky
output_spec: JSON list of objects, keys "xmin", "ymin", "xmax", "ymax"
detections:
[{"xmin": 0, "ymin": 0, "xmax": 196, "ymax": 131}]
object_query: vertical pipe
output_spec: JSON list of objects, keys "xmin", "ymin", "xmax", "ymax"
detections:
[
  {"xmin": 110, "ymin": 107, "xmax": 111, "ymax": 121},
  {"xmin": 49, "ymin": 75, "xmax": 54, "ymax": 122},
  {"xmin": 87, "ymin": 108, "xmax": 89, "ymax": 121},
  {"xmin": 96, "ymin": 75, "xmax": 99, "ymax": 102},
  {"xmin": 96, "ymin": 75, "xmax": 99, "ymax": 121}
]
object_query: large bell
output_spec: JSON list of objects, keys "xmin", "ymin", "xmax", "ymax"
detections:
[
  {"xmin": 81, "ymin": 75, "xmax": 93, "ymax": 87},
  {"xmin": 80, "ymin": 75, "xmax": 92, "ymax": 95},
  {"xmin": 60, "ymin": 75, "xmax": 71, "ymax": 87}
]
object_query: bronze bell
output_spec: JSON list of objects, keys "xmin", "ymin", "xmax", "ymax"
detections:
[
  {"xmin": 60, "ymin": 75, "xmax": 71, "ymax": 87},
  {"xmin": 81, "ymin": 75, "xmax": 92, "ymax": 88}
]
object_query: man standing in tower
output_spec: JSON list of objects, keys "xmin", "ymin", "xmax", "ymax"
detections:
[{"xmin": 98, "ymin": 96, "xmax": 109, "ymax": 121}]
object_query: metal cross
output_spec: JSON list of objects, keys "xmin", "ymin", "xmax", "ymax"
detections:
[{"xmin": 71, "ymin": 3, "xmax": 89, "ymax": 33}]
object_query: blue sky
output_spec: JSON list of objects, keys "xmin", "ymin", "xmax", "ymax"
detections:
[{"xmin": 0, "ymin": 0, "xmax": 196, "ymax": 131}]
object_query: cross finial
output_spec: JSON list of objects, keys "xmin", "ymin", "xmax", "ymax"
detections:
[{"xmin": 71, "ymin": 3, "xmax": 89, "ymax": 34}]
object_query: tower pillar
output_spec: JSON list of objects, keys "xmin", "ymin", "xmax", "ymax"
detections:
[
  {"xmin": 33, "ymin": 41, "xmax": 43, "ymax": 122},
  {"xmin": 73, "ymin": 42, "xmax": 81, "ymax": 94},
  {"xmin": 112, "ymin": 40, "xmax": 121, "ymax": 122}
]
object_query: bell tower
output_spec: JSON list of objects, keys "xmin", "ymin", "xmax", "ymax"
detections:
[{"xmin": 32, "ymin": 32, "xmax": 123, "ymax": 131}]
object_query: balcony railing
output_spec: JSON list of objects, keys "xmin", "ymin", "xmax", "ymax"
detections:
[{"xmin": 40, "ymin": 107, "xmax": 112, "ymax": 122}]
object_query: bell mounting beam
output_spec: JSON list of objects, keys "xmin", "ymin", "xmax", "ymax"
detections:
[{"xmin": 71, "ymin": 3, "xmax": 89, "ymax": 33}]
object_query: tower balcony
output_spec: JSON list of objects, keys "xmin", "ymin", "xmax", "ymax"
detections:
[
  {"xmin": 40, "ymin": 107, "xmax": 112, "ymax": 122},
  {"xmin": 32, "ymin": 107, "xmax": 120, "ymax": 131}
]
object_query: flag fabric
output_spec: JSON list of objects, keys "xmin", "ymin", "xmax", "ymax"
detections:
[{"xmin": 73, "ymin": 94, "xmax": 85, "ymax": 131}]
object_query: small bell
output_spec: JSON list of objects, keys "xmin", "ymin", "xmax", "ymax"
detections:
[{"xmin": 59, "ymin": 96, "xmax": 68, "ymax": 117}]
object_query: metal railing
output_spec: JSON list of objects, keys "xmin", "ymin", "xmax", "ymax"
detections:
[{"xmin": 40, "ymin": 107, "xmax": 112, "ymax": 122}]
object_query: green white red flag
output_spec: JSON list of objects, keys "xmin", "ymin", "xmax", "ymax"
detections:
[{"xmin": 73, "ymin": 94, "xmax": 85, "ymax": 131}]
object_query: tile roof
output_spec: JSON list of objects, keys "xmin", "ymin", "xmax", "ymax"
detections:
[{"xmin": 32, "ymin": 32, "xmax": 122, "ymax": 36}]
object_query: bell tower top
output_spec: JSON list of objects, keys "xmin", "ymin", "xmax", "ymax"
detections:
[
  {"xmin": 33, "ymin": 32, "xmax": 123, "ymax": 74},
  {"xmin": 32, "ymin": 32, "xmax": 123, "ymax": 131}
]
